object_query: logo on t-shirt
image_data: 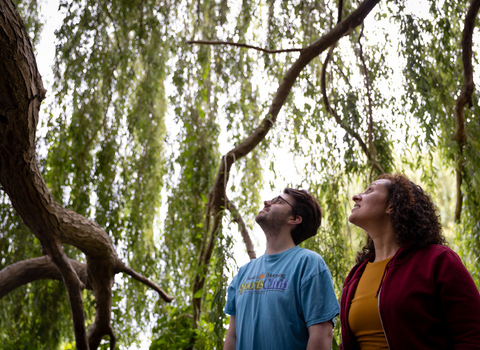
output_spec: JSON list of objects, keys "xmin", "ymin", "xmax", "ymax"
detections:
[{"xmin": 238, "ymin": 272, "xmax": 289, "ymax": 295}]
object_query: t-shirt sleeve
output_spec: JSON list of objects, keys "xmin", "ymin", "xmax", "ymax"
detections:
[
  {"xmin": 301, "ymin": 269, "xmax": 340, "ymax": 328},
  {"xmin": 224, "ymin": 274, "xmax": 238, "ymax": 316}
]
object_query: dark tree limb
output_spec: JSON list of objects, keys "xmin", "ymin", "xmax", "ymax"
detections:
[
  {"xmin": 189, "ymin": 0, "xmax": 381, "ymax": 345},
  {"xmin": 186, "ymin": 40, "xmax": 305, "ymax": 54},
  {"xmin": 0, "ymin": 256, "xmax": 91, "ymax": 298},
  {"xmin": 0, "ymin": 1, "xmax": 174, "ymax": 348},
  {"xmin": 115, "ymin": 260, "xmax": 174, "ymax": 302},
  {"xmin": 453, "ymin": 0, "xmax": 480, "ymax": 222},
  {"xmin": 227, "ymin": 199, "xmax": 257, "ymax": 260}
]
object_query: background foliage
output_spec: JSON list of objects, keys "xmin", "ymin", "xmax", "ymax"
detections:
[{"xmin": 1, "ymin": 0, "xmax": 479, "ymax": 348}]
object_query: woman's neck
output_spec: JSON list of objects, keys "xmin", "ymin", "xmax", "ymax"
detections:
[{"xmin": 371, "ymin": 233, "xmax": 400, "ymax": 262}]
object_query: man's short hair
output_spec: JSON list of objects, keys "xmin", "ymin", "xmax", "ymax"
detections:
[{"xmin": 283, "ymin": 188, "xmax": 322, "ymax": 245}]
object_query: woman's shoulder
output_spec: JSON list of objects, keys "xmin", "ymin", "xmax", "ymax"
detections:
[
  {"xmin": 418, "ymin": 244, "xmax": 458, "ymax": 257},
  {"xmin": 411, "ymin": 244, "xmax": 464, "ymax": 266}
]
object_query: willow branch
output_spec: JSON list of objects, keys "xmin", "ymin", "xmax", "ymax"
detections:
[
  {"xmin": 192, "ymin": 212, "xmax": 223, "ymax": 332},
  {"xmin": 227, "ymin": 199, "xmax": 256, "ymax": 260},
  {"xmin": 186, "ymin": 40, "xmax": 305, "ymax": 54},
  {"xmin": 115, "ymin": 260, "xmax": 174, "ymax": 302},
  {"xmin": 0, "ymin": 256, "xmax": 91, "ymax": 298},
  {"xmin": 338, "ymin": 0, "xmax": 344, "ymax": 23},
  {"xmin": 357, "ymin": 24, "xmax": 385, "ymax": 176},
  {"xmin": 107, "ymin": 325, "xmax": 116, "ymax": 350},
  {"xmin": 47, "ymin": 244, "xmax": 89, "ymax": 349},
  {"xmin": 321, "ymin": 45, "xmax": 371, "ymax": 160},
  {"xmin": 454, "ymin": 0, "xmax": 480, "ymax": 222}
]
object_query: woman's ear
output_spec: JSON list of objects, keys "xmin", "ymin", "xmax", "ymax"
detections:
[{"xmin": 386, "ymin": 205, "xmax": 393, "ymax": 215}]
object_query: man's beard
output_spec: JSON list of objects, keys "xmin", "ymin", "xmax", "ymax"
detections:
[{"xmin": 255, "ymin": 210, "xmax": 288, "ymax": 234}]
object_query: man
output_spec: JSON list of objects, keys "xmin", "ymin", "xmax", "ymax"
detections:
[{"xmin": 224, "ymin": 188, "xmax": 339, "ymax": 350}]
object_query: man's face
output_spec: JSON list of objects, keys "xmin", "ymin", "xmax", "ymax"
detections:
[{"xmin": 255, "ymin": 194, "xmax": 296, "ymax": 232}]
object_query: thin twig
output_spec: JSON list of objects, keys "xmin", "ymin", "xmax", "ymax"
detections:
[
  {"xmin": 357, "ymin": 23, "xmax": 385, "ymax": 177},
  {"xmin": 321, "ymin": 45, "xmax": 371, "ymax": 160},
  {"xmin": 186, "ymin": 40, "xmax": 305, "ymax": 54}
]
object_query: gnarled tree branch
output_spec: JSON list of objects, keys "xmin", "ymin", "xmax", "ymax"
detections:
[
  {"xmin": 453, "ymin": 0, "xmax": 480, "ymax": 222},
  {"xmin": 0, "ymin": 1, "xmax": 174, "ymax": 348},
  {"xmin": 0, "ymin": 256, "xmax": 91, "ymax": 298}
]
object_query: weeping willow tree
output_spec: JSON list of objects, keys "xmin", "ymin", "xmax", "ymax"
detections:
[{"xmin": 1, "ymin": 0, "xmax": 479, "ymax": 349}]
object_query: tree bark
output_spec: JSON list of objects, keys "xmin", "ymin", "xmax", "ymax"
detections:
[
  {"xmin": 0, "ymin": 1, "xmax": 173, "ymax": 348},
  {"xmin": 0, "ymin": 256, "xmax": 91, "ymax": 298},
  {"xmin": 453, "ymin": 0, "xmax": 480, "ymax": 222}
]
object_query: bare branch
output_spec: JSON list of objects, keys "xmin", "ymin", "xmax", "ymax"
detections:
[
  {"xmin": 454, "ymin": 0, "xmax": 480, "ymax": 222},
  {"xmin": 107, "ymin": 324, "xmax": 116, "ymax": 350},
  {"xmin": 0, "ymin": 256, "xmax": 91, "ymax": 298},
  {"xmin": 227, "ymin": 199, "xmax": 256, "ymax": 260},
  {"xmin": 116, "ymin": 260, "xmax": 174, "ymax": 302},
  {"xmin": 186, "ymin": 40, "xmax": 305, "ymax": 54},
  {"xmin": 46, "ymin": 245, "xmax": 89, "ymax": 349},
  {"xmin": 338, "ymin": 0, "xmax": 344, "ymax": 24}
]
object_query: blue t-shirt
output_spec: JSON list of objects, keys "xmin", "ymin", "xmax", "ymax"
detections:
[{"xmin": 224, "ymin": 246, "xmax": 339, "ymax": 350}]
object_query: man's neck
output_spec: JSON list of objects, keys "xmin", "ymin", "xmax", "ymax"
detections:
[{"xmin": 264, "ymin": 229, "xmax": 296, "ymax": 255}]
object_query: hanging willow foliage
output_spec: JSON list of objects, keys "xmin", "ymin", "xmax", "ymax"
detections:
[{"xmin": 1, "ymin": 0, "xmax": 480, "ymax": 349}]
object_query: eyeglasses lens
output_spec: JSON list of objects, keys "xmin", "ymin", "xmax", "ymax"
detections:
[{"xmin": 271, "ymin": 196, "xmax": 282, "ymax": 204}]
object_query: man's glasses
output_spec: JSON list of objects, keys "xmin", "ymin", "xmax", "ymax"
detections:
[{"xmin": 268, "ymin": 196, "xmax": 295, "ymax": 212}]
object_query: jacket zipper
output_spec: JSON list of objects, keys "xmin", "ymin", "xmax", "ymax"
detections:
[{"xmin": 377, "ymin": 286, "xmax": 391, "ymax": 350}]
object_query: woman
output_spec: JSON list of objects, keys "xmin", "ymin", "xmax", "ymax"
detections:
[{"xmin": 340, "ymin": 174, "xmax": 480, "ymax": 350}]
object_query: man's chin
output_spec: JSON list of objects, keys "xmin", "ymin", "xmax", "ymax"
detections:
[{"xmin": 255, "ymin": 212, "xmax": 266, "ymax": 223}]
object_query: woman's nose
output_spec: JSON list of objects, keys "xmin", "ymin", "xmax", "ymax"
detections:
[{"xmin": 352, "ymin": 193, "xmax": 361, "ymax": 201}]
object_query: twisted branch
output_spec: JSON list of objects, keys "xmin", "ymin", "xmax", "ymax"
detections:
[
  {"xmin": 0, "ymin": 256, "xmax": 91, "ymax": 298},
  {"xmin": 453, "ymin": 0, "xmax": 480, "ymax": 222}
]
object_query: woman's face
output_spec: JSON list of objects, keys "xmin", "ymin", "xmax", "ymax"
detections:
[{"xmin": 349, "ymin": 179, "xmax": 392, "ymax": 230}]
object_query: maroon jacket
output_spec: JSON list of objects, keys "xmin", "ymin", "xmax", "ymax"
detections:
[{"xmin": 340, "ymin": 245, "xmax": 480, "ymax": 349}]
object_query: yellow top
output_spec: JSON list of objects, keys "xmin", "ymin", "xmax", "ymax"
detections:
[{"xmin": 348, "ymin": 257, "xmax": 392, "ymax": 350}]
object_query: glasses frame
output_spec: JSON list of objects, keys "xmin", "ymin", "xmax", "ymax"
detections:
[{"xmin": 269, "ymin": 196, "xmax": 295, "ymax": 214}]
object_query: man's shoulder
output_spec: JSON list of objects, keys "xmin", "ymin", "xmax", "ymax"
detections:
[
  {"xmin": 237, "ymin": 254, "xmax": 265, "ymax": 273},
  {"xmin": 289, "ymin": 248, "xmax": 331, "ymax": 278},
  {"xmin": 294, "ymin": 247, "xmax": 326, "ymax": 263}
]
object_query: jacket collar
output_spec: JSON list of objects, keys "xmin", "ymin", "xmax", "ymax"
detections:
[{"xmin": 344, "ymin": 243, "xmax": 417, "ymax": 287}]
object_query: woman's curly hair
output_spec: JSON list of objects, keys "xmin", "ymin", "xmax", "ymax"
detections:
[{"xmin": 356, "ymin": 174, "xmax": 446, "ymax": 264}]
